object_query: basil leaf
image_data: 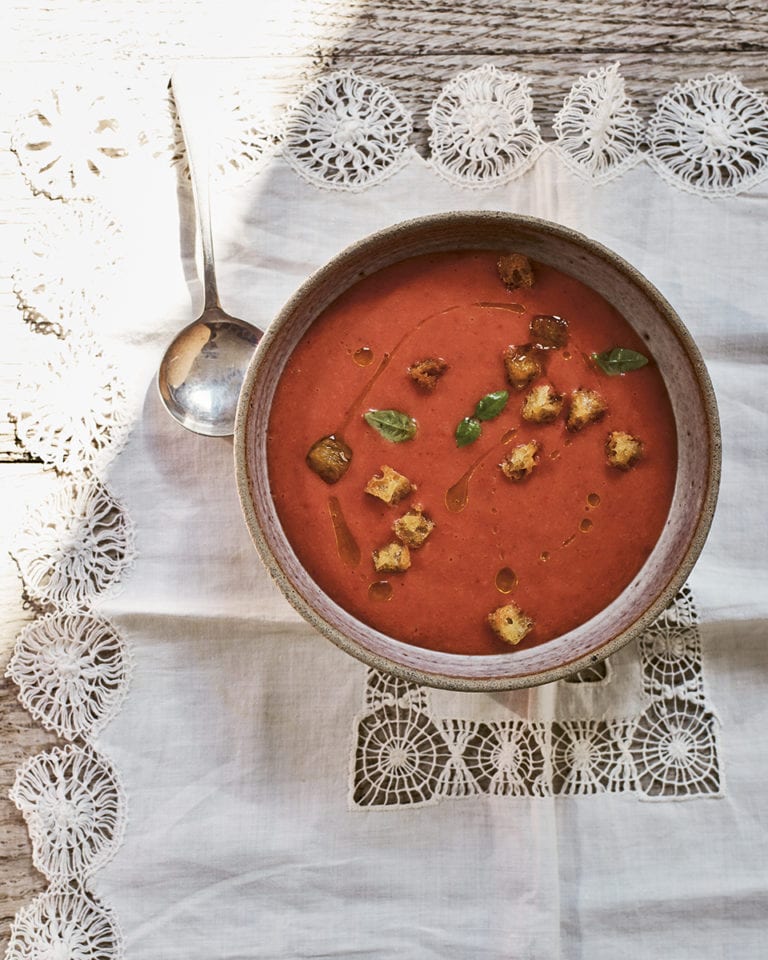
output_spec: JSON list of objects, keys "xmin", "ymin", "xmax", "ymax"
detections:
[
  {"xmin": 455, "ymin": 417, "xmax": 482, "ymax": 447},
  {"xmin": 591, "ymin": 347, "xmax": 649, "ymax": 375},
  {"xmin": 364, "ymin": 409, "xmax": 417, "ymax": 443},
  {"xmin": 474, "ymin": 389, "xmax": 509, "ymax": 421}
]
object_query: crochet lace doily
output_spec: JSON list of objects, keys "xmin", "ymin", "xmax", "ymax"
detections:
[
  {"xmin": 6, "ymin": 60, "xmax": 740, "ymax": 958},
  {"xmin": 350, "ymin": 588, "xmax": 721, "ymax": 807},
  {"xmin": 428, "ymin": 65, "xmax": 544, "ymax": 186}
]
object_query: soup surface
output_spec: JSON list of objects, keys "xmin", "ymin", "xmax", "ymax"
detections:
[{"xmin": 267, "ymin": 250, "xmax": 677, "ymax": 655}]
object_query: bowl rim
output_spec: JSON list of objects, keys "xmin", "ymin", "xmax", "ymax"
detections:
[{"xmin": 234, "ymin": 210, "xmax": 722, "ymax": 691}]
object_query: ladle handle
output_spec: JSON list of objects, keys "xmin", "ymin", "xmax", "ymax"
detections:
[{"xmin": 171, "ymin": 69, "xmax": 220, "ymax": 312}]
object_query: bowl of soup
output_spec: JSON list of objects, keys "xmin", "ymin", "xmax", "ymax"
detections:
[{"xmin": 234, "ymin": 212, "xmax": 720, "ymax": 690}]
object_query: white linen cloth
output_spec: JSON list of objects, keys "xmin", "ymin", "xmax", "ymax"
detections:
[
  {"xmin": 85, "ymin": 147, "xmax": 768, "ymax": 958},
  {"xmin": 7, "ymin": 66, "xmax": 768, "ymax": 958}
]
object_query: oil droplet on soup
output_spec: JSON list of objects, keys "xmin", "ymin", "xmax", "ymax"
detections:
[
  {"xmin": 495, "ymin": 567, "xmax": 518, "ymax": 593},
  {"xmin": 587, "ymin": 492, "xmax": 601, "ymax": 507},
  {"xmin": 369, "ymin": 580, "xmax": 393, "ymax": 601},
  {"xmin": 353, "ymin": 346, "xmax": 374, "ymax": 366},
  {"xmin": 580, "ymin": 518, "xmax": 593, "ymax": 533}
]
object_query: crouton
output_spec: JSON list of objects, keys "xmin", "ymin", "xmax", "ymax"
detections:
[
  {"xmin": 530, "ymin": 313, "xmax": 569, "ymax": 349},
  {"xmin": 487, "ymin": 602, "xmax": 534, "ymax": 646},
  {"xmin": 499, "ymin": 440, "xmax": 540, "ymax": 481},
  {"xmin": 497, "ymin": 253, "xmax": 535, "ymax": 290},
  {"xmin": 393, "ymin": 503, "xmax": 435, "ymax": 548},
  {"xmin": 372, "ymin": 542, "xmax": 411, "ymax": 573},
  {"xmin": 503, "ymin": 343, "xmax": 544, "ymax": 391},
  {"xmin": 566, "ymin": 388, "xmax": 608, "ymax": 432},
  {"xmin": 606, "ymin": 430, "xmax": 644, "ymax": 470},
  {"xmin": 522, "ymin": 384, "xmax": 564, "ymax": 424},
  {"xmin": 364, "ymin": 465, "xmax": 413, "ymax": 505},
  {"xmin": 306, "ymin": 434, "xmax": 353, "ymax": 484},
  {"xmin": 408, "ymin": 357, "xmax": 449, "ymax": 391}
]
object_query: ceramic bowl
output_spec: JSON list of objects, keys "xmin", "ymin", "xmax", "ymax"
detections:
[{"xmin": 234, "ymin": 212, "xmax": 720, "ymax": 691}]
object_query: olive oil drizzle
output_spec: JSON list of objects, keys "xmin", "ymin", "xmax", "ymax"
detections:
[
  {"xmin": 445, "ymin": 429, "xmax": 517, "ymax": 512},
  {"xmin": 340, "ymin": 304, "xmax": 464, "ymax": 430},
  {"xmin": 328, "ymin": 496, "xmax": 361, "ymax": 567},
  {"xmin": 474, "ymin": 301, "xmax": 525, "ymax": 313}
]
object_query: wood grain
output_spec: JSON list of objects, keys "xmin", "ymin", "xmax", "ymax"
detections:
[{"xmin": 1, "ymin": 0, "xmax": 767, "ymax": 948}]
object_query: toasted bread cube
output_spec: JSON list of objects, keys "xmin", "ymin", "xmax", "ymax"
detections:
[
  {"xmin": 497, "ymin": 253, "xmax": 535, "ymax": 290},
  {"xmin": 567, "ymin": 388, "xmax": 608, "ymax": 432},
  {"xmin": 393, "ymin": 503, "xmax": 435, "ymax": 548},
  {"xmin": 503, "ymin": 343, "xmax": 543, "ymax": 390},
  {"xmin": 530, "ymin": 313, "xmax": 569, "ymax": 349},
  {"xmin": 499, "ymin": 440, "xmax": 540, "ymax": 481},
  {"xmin": 306, "ymin": 434, "xmax": 353, "ymax": 484},
  {"xmin": 408, "ymin": 357, "xmax": 449, "ymax": 391},
  {"xmin": 606, "ymin": 430, "xmax": 644, "ymax": 470},
  {"xmin": 364, "ymin": 465, "xmax": 413, "ymax": 505},
  {"xmin": 522, "ymin": 384, "xmax": 564, "ymax": 424},
  {"xmin": 488, "ymin": 602, "xmax": 534, "ymax": 646},
  {"xmin": 373, "ymin": 542, "xmax": 411, "ymax": 573}
]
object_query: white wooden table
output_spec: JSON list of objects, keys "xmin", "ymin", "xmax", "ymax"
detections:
[{"xmin": 1, "ymin": 0, "xmax": 767, "ymax": 946}]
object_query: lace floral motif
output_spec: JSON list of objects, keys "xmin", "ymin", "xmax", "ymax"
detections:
[
  {"xmin": 10, "ymin": 744, "xmax": 125, "ymax": 880},
  {"xmin": 428, "ymin": 65, "xmax": 544, "ymax": 187},
  {"xmin": 13, "ymin": 200, "xmax": 124, "ymax": 335},
  {"xmin": 11, "ymin": 335, "xmax": 132, "ymax": 475},
  {"xmin": 351, "ymin": 587, "xmax": 721, "ymax": 806},
  {"xmin": 7, "ymin": 612, "xmax": 131, "ymax": 741},
  {"xmin": 170, "ymin": 88, "xmax": 277, "ymax": 187},
  {"xmin": 5, "ymin": 882, "xmax": 122, "ymax": 960},
  {"xmin": 11, "ymin": 80, "xmax": 142, "ymax": 200},
  {"xmin": 11, "ymin": 477, "xmax": 135, "ymax": 612},
  {"xmin": 631, "ymin": 698, "xmax": 720, "ymax": 798},
  {"xmin": 551, "ymin": 719, "xmax": 632, "ymax": 795},
  {"xmin": 647, "ymin": 74, "xmax": 768, "ymax": 197},
  {"xmin": 282, "ymin": 71, "xmax": 413, "ymax": 190},
  {"xmin": 456, "ymin": 719, "xmax": 549, "ymax": 798},
  {"xmin": 553, "ymin": 63, "xmax": 643, "ymax": 184}
]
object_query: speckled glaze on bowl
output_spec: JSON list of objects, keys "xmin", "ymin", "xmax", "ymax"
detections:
[{"xmin": 234, "ymin": 212, "xmax": 720, "ymax": 691}]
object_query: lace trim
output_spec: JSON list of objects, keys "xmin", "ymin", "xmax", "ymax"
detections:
[
  {"xmin": 11, "ymin": 477, "xmax": 136, "ymax": 613},
  {"xmin": 10, "ymin": 334, "xmax": 132, "ymax": 476},
  {"xmin": 350, "ymin": 587, "xmax": 722, "ymax": 808},
  {"xmin": 553, "ymin": 63, "xmax": 643, "ymax": 184},
  {"xmin": 13, "ymin": 199, "xmax": 124, "ymax": 335},
  {"xmin": 428, "ymin": 65, "xmax": 544, "ymax": 186},
  {"xmin": 11, "ymin": 80, "xmax": 145, "ymax": 201},
  {"xmin": 5, "ymin": 881, "xmax": 123, "ymax": 960},
  {"xmin": 6, "ymin": 611, "xmax": 132, "ymax": 742},
  {"xmin": 170, "ymin": 86, "xmax": 277, "ymax": 188},
  {"xmin": 11, "ymin": 67, "xmax": 768, "ymax": 198},
  {"xmin": 647, "ymin": 73, "xmax": 768, "ymax": 197},
  {"xmin": 281, "ymin": 71, "xmax": 414, "ymax": 191},
  {"xmin": 10, "ymin": 744, "xmax": 126, "ymax": 881}
]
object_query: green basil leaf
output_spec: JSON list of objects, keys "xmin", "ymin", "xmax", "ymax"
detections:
[
  {"xmin": 591, "ymin": 347, "xmax": 649, "ymax": 376},
  {"xmin": 474, "ymin": 389, "xmax": 509, "ymax": 421},
  {"xmin": 364, "ymin": 409, "xmax": 417, "ymax": 443},
  {"xmin": 455, "ymin": 417, "xmax": 482, "ymax": 447}
]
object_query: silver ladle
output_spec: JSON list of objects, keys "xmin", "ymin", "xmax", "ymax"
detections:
[{"xmin": 158, "ymin": 73, "xmax": 262, "ymax": 437}]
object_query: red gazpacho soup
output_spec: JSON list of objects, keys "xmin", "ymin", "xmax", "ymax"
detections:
[{"xmin": 266, "ymin": 250, "xmax": 677, "ymax": 656}]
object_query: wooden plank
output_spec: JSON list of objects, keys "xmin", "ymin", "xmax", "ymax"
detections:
[{"xmin": 4, "ymin": 0, "xmax": 768, "ymax": 61}]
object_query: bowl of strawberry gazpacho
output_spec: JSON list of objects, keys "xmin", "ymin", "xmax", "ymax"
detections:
[{"xmin": 234, "ymin": 212, "xmax": 720, "ymax": 691}]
